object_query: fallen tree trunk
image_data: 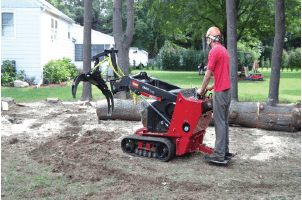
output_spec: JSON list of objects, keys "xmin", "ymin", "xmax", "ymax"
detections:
[
  {"xmin": 222, "ymin": 101, "xmax": 301, "ymax": 132},
  {"xmin": 96, "ymin": 99, "xmax": 152, "ymax": 121},
  {"xmin": 96, "ymin": 99, "xmax": 301, "ymax": 132}
]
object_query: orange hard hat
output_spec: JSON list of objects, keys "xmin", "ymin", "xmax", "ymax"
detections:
[{"xmin": 206, "ymin": 27, "xmax": 221, "ymax": 38}]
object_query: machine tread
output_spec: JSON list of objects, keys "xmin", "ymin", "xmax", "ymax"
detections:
[{"xmin": 121, "ymin": 135, "xmax": 176, "ymax": 162}]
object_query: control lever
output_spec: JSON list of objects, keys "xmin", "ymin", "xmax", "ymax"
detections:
[{"xmin": 196, "ymin": 89, "xmax": 208, "ymax": 99}]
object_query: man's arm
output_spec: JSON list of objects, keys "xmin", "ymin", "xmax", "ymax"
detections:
[{"xmin": 198, "ymin": 70, "xmax": 213, "ymax": 95}]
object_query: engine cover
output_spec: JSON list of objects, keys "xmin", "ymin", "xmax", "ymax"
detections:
[{"xmin": 141, "ymin": 100, "xmax": 174, "ymax": 133}]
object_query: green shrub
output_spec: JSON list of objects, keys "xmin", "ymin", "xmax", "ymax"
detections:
[
  {"xmin": 281, "ymin": 50, "xmax": 289, "ymax": 71},
  {"xmin": 138, "ymin": 63, "xmax": 144, "ymax": 70},
  {"xmin": 146, "ymin": 62, "xmax": 151, "ymax": 70},
  {"xmin": 260, "ymin": 56, "xmax": 265, "ymax": 69},
  {"xmin": 162, "ymin": 51, "xmax": 181, "ymax": 71},
  {"xmin": 1, "ymin": 60, "xmax": 34, "ymax": 86},
  {"xmin": 43, "ymin": 57, "xmax": 78, "ymax": 84},
  {"xmin": 180, "ymin": 50, "xmax": 203, "ymax": 71},
  {"xmin": 129, "ymin": 65, "xmax": 135, "ymax": 74},
  {"xmin": 265, "ymin": 57, "xmax": 271, "ymax": 70},
  {"xmin": 288, "ymin": 48, "xmax": 301, "ymax": 72},
  {"xmin": 238, "ymin": 53, "xmax": 245, "ymax": 71}
]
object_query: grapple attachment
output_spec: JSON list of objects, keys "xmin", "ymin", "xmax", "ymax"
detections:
[{"xmin": 72, "ymin": 67, "xmax": 114, "ymax": 116}]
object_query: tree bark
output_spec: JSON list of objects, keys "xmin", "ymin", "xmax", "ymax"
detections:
[
  {"xmin": 202, "ymin": 34, "xmax": 206, "ymax": 64},
  {"xmin": 96, "ymin": 99, "xmax": 301, "ymax": 132},
  {"xmin": 268, "ymin": 0, "xmax": 285, "ymax": 104},
  {"xmin": 220, "ymin": 101, "xmax": 301, "ymax": 132},
  {"xmin": 226, "ymin": 0, "xmax": 238, "ymax": 102},
  {"xmin": 81, "ymin": 0, "xmax": 93, "ymax": 101},
  {"xmin": 113, "ymin": 0, "xmax": 134, "ymax": 76},
  {"xmin": 96, "ymin": 99, "xmax": 153, "ymax": 121}
]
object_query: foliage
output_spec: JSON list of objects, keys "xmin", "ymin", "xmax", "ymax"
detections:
[
  {"xmin": 288, "ymin": 48, "xmax": 301, "ymax": 72},
  {"xmin": 160, "ymin": 49, "xmax": 204, "ymax": 71},
  {"xmin": 45, "ymin": 0, "xmax": 112, "ymax": 34},
  {"xmin": 45, "ymin": 0, "xmax": 301, "ymax": 59},
  {"xmin": 162, "ymin": 51, "xmax": 181, "ymax": 71},
  {"xmin": 265, "ymin": 58, "xmax": 271, "ymax": 70},
  {"xmin": 281, "ymin": 50, "xmax": 289, "ymax": 71},
  {"xmin": 43, "ymin": 57, "xmax": 78, "ymax": 84},
  {"xmin": 1, "ymin": 60, "xmax": 35, "ymax": 86},
  {"xmin": 279, "ymin": 48, "xmax": 301, "ymax": 72},
  {"xmin": 147, "ymin": 0, "xmax": 275, "ymax": 46},
  {"xmin": 129, "ymin": 65, "xmax": 135, "ymax": 74},
  {"xmin": 180, "ymin": 50, "xmax": 204, "ymax": 71},
  {"xmin": 155, "ymin": 41, "xmax": 204, "ymax": 71}
]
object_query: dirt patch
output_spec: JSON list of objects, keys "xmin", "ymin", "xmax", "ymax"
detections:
[{"xmin": 1, "ymin": 100, "xmax": 301, "ymax": 199}]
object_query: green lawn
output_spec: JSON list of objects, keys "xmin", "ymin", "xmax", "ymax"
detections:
[{"xmin": 1, "ymin": 69, "xmax": 301, "ymax": 103}]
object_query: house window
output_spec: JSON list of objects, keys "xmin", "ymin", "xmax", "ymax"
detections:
[
  {"xmin": 2, "ymin": 13, "xmax": 15, "ymax": 37},
  {"xmin": 51, "ymin": 18, "xmax": 58, "ymax": 40},
  {"xmin": 75, "ymin": 44, "xmax": 108, "ymax": 61}
]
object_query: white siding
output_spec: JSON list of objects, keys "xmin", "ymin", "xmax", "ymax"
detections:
[
  {"xmin": 1, "ymin": 8, "xmax": 42, "ymax": 83},
  {"xmin": 72, "ymin": 24, "xmax": 115, "ymax": 70},
  {"xmin": 40, "ymin": 11, "xmax": 74, "ymax": 68},
  {"xmin": 2, "ymin": 0, "xmax": 40, "ymax": 8},
  {"xmin": 1, "ymin": 0, "xmax": 115, "ymax": 84}
]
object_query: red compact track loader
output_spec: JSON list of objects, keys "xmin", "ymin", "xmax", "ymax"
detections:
[{"xmin": 72, "ymin": 49, "xmax": 214, "ymax": 161}]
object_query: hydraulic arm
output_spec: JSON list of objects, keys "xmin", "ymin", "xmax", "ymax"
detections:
[{"xmin": 72, "ymin": 49, "xmax": 214, "ymax": 162}]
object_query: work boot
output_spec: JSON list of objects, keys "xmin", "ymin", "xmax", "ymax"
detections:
[
  {"xmin": 203, "ymin": 154, "xmax": 225, "ymax": 164},
  {"xmin": 225, "ymin": 152, "xmax": 236, "ymax": 160}
]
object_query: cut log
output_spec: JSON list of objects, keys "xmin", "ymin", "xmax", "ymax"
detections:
[
  {"xmin": 96, "ymin": 99, "xmax": 154, "ymax": 121},
  {"xmin": 210, "ymin": 101, "xmax": 301, "ymax": 132},
  {"xmin": 96, "ymin": 99, "xmax": 301, "ymax": 132}
]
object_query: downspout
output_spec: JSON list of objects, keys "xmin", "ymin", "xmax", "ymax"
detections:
[{"xmin": 38, "ymin": 5, "xmax": 46, "ymax": 87}]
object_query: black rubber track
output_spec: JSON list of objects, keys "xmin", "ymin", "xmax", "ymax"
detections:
[{"xmin": 121, "ymin": 135, "xmax": 176, "ymax": 162}]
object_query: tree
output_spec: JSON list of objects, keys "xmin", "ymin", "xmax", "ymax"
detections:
[
  {"xmin": 81, "ymin": 0, "xmax": 93, "ymax": 101},
  {"xmin": 145, "ymin": 0, "xmax": 300, "ymax": 51},
  {"xmin": 268, "ymin": 0, "xmax": 286, "ymax": 104},
  {"xmin": 113, "ymin": 0, "xmax": 134, "ymax": 76},
  {"xmin": 210, "ymin": 0, "xmax": 300, "ymax": 132},
  {"xmin": 227, "ymin": 0, "xmax": 238, "ymax": 102}
]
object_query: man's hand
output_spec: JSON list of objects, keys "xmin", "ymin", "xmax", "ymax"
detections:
[
  {"xmin": 199, "ymin": 70, "xmax": 212, "ymax": 95},
  {"xmin": 197, "ymin": 89, "xmax": 204, "ymax": 95},
  {"xmin": 206, "ymin": 85, "xmax": 214, "ymax": 91},
  {"xmin": 198, "ymin": 85, "xmax": 213, "ymax": 95}
]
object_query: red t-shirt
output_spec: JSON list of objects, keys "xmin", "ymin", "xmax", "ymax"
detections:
[{"xmin": 207, "ymin": 43, "xmax": 231, "ymax": 93}]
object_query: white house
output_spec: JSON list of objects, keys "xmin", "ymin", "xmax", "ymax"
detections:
[
  {"xmin": 72, "ymin": 24, "xmax": 115, "ymax": 76},
  {"xmin": 1, "ymin": 0, "xmax": 115, "ymax": 84},
  {"xmin": 129, "ymin": 47, "xmax": 148, "ymax": 67}
]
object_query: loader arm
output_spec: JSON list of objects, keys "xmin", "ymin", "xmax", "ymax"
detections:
[
  {"xmin": 72, "ymin": 48, "xmax": 200, "ymax": 117},
  {"xmin": 72, "ymin": 49, "xmax": 118, "ymax": 116},
  {"xmin": 110, "ymin": 72, "xmax": 182, "ymax": 102}
]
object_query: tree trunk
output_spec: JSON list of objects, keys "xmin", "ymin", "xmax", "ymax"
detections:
[
  {"xmin": 149, "ymin": 43, "xmax": 155, "ymax": 58},
  {"xmin": 202, "ymin": 34, "xmax": 206, "ymax": 64},
  {"xmin": 218, "ymin": 101, "xmax": 301, "ymax": 132},
  {"xmin": 113, "ymin": 0, "xmax": 134, "ymax": 76},
  {"xmin": 81, "ymin": 0, "xmax": 93, "ymax": 101},
  {"xmin": 268, "ymin": 0, "xmax": 285, "ymax": 104},
  {"xmin": 226, "ymin": 0, "xmax": 238, "ymax": 102},
  {"xmin": 96, "ymin": 99, "xmax": 301, "ymax": 132},
  {"xmin": 96, "ymin": 99, "xmax": 153, "ymax": 121}
]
